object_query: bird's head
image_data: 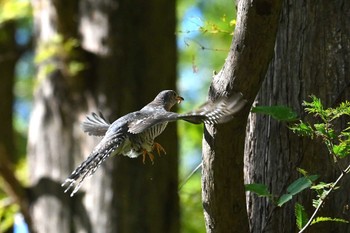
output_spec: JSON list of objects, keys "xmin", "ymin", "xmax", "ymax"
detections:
[{"xmin": 154, "ymin": 90, "xmax": 184, "ymax": 110}]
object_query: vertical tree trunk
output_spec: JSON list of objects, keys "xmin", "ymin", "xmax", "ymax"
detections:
[
  {"xmin": 245, "ymin": 1, "xmax": 350, "ymax": 232},
  {"xmin": 0, "ymin": 21, "xmax": 17, "ymax": 162},
  {"xmin": 28, "ymin": 0, "xmax": 178, "ymax": 233},
  {"xmin": 201, "ymin": 0, "xmax": 282, "ymax": 233},
  {"xmin": 0, "ymin": 20, "xmax": 34, "ymax": 232}
]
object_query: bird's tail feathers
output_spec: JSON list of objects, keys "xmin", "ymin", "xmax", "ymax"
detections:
[{"xmin": 61, "ymin": 141, "xmax": 118, "ymax": 197}]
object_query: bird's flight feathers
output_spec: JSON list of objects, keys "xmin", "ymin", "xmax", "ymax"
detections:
[
  {"xmin": 128, "ymin": 92, "xmax": 246, "ymax": 134},
  {"xmin": 81, "ymin": 112, "xmax": 111, "ymax": 136}
]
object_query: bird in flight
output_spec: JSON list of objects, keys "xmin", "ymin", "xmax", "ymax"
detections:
[{"xmin": 62, "ymin": 90, "xmax": 246, "ymax": 196}]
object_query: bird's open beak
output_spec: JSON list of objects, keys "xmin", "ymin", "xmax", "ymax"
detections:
[{"xmin": 176, "ymin": 96, "xmax": 184, "ymax": 104}]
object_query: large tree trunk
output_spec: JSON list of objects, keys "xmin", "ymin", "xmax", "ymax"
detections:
[
  {"xmin": 28, "ymin": 0, "xmax": 178, "ymax": 233},
  {"xmin": 201, "ymin": 0, "xmax": 282, "ymax": 233},
  {"xmin": 245, "ymin": 0, "xmax": 350, "ymax": 232}
]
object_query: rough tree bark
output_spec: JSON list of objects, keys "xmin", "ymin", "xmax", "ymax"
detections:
[
  {"xmin": 245, "ymin": 0, "xmax": 350, "ymax": 232},
  {"xmin": 28, "ymin": 0, "xmax": 178, "ymax": 233},
  {"xmin": 201, "ymin": 0, "xmax": 282, "ymax": 233}
]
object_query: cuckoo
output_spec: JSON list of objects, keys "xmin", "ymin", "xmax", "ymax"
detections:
[{"xmin": 62, "ymin": 90, "xmax": 246, "ymax": 196}]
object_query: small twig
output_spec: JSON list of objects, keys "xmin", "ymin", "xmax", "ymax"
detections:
[
  {"xmin": 183, "ymin": 38, "xmax": 229, "ymax": 52},
  {"xmin": 178, "ymin": 162, "xmax": 202, "ymax": 191},
  {"xmin": 298, "ymin": 164, "xmax": 350, "ymax": 233}
]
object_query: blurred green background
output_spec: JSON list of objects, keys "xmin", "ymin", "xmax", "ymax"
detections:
[{"xmin": 0, "ymin": 0, "xmax": 236, "ymax": 232}]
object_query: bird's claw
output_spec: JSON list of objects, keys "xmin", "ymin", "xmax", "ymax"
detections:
[
  {"xmin": 141, "ymin": 143, "xmax": 166, "ymax": 164},
  {"xmin": 142, "ymin": 150, "xmax": 155, "ymax": 164},
  {"xmin": 153, "ymin": 142, "xmax": 167, "ymax": 156}
]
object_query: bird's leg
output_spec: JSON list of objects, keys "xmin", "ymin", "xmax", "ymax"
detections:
[
  {"xmin": 142, "ymin": 150, "xmax": 155, "ymax": 164},
  {"xmin": 141, "ymin": 143, "xmax": 166, "ymax": 164},
  {"xmin": 153, "ymin": 142, "xmax": 167, "ymax": 156}
]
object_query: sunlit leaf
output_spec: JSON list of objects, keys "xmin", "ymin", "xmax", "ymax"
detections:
[
  {"xmin": 245, "ymin": 183, "xmax": 271, "ymax": 197},
  {"xmin": 311, "ymin": 217, "xmax": 349, "ymax": 225},
  {"xmin": 229, "ymin": 19, "xmax": 236, "ymax": 27},
  {"xmin": 0, "ymin": 0, "xmax": 31, "ymax": 23},
  {"xmin": 252, "ymin": 105, "xmax": 298, "ymax": 122},
  {"xmin": 295, "ymin": 203, "xmax": 309, "ymax": 230},
  {"xmin": 311, "ymin": 182, "xmax": 332, "ymax": 190}
]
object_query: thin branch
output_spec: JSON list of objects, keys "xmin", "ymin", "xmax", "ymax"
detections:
[
  {"xmin": 183, "ymin": 38, "xmax": 229, "ymax": 52},
  {"xmin": 178, "ymin": 162, "xmax": 202, "ymax": 191},
  {"xmin": 298, "ymin": 164, "xmax": 350, "ymax": 233}
]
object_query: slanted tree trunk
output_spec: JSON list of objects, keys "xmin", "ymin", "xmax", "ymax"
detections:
[
  {"xmin": 28, "ymin": 0, "xmax": 178, "ymax": 233},
  {"xmin": 245, "ymin": 1, "xmax": 350, "ymax": 232},
  {"xmin": 201, "ymin": 0, "xmax": 282, "ymax": 233}
]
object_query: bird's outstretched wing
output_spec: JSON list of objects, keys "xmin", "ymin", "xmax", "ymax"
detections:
[
  {"xmin": 81, "ymin": 112, "xmax": 111, "ymax": 137},
  {"xmin": 128, "ymin": 92, "xmax": 246, "ymax": 134}
]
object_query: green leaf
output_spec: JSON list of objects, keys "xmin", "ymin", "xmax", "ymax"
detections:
[
  {"xmin": 289, "ymin": 122, "xmax": 314, "ymax": 137},
  {"xmin": 296, "ymin": 168, "xmax": 308, "ymax": 176},
  {"xmin": 332, "ymin": 143, "xmax": 350, "ymax": 158},
  {"xmin": 312, "ymin": 198, "xmax": 321, "ymax": 208},
  {"xmin": 287, "ymin": 175, "xmax": 318, "ymax": 195},
  {"xmin": 333, "ymin": 144, "xmax": 345, "ymax": 157},
  {"xmin": 245, "ymin": 184, "xmax": 271, "ymax": 197},
  {"xmin": 252, "ymin": 106, "xmax": 298, "ymax": 122},
  {"xmin": 314, "ymin": 123, "xmax": 326, "ymax": 135},
  {"xmin": 295, "ymin": 203, "xmax": 309, "ymax": 230},
  {"xmin": 277, "ymin": 175, "xmax": 319, "ymax": 207},
  {"xmin": 277, "ymin": 194, "xmax": 292, "ymax": 207},
  {"xmin": 311, "ymin": 182, "xmax": 332, "ymax": 190},
  {"xmin": 303, "ymin": 96, "xmax": 324, "ymax": 115},
  {"xmin": 311, "ymin": 217, "xmax": 349, "ymax": 225},
  {"xmin": 68, "ymin": 61, "xmax": 85, "ymax": 76}
]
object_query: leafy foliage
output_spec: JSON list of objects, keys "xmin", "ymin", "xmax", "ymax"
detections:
[
  {"xmin": 295, "ymin": 203, "xmax": 308, "ymax": 230},
  {"xmin": 290, "ymin": 96, "xmax": 350, "ymax": 159},
  {"xmin": 35, "ymin": 35, "xmax": 85, "ymax": 80},
  {"xmin": 277, "ymin": 174, "xmax": 319, "ymax": 207},
  {"xmin": 0, "ymin": 197, "xmax": 18, "ymax": 232},
  {"xmin": 247, "ymin": 96, "xmax": 350, "ymax": 231},
  {"xmin": 0, "ymin": 0, "xmax": 31, "ymax": 23}
]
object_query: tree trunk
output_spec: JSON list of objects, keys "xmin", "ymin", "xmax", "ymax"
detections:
[
  {"xmin": 245, "ymin": 0, "xmax": 350, "ymax": 232},
  {"xmin": 0, "ymin": 21, "xmax": 17, "ymax": 162},
  {"xmin": 201, "ymin": 0, "xmax": 282, "ymax": 233},
  {"xmin": 28, "ymin": 0, "xmax": 178, "ymax": 233},
  {"xmin": 0, "ymin": 20, "xmax": 34, "ymax": 232}
]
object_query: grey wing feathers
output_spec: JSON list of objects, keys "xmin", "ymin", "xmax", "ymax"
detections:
[
  {"xmin": 128, "ymin": 92, "xmax": 246, "ymax": 134},
  {"xmin": 178, "ymin": 92, "xmax": 247, "ymax": 124},
  {"xmin": 128, "ymin": 112, "xmax": 179, "ymax": 134},
  {"xmin": 81, "ymin": 112, "xmax": 111, "ymax": 136}
]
